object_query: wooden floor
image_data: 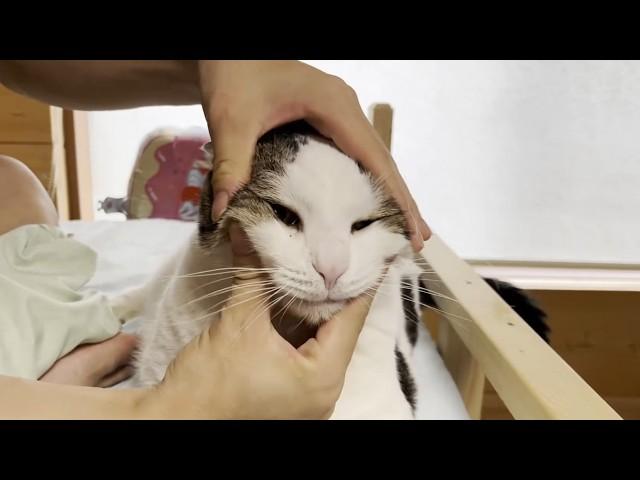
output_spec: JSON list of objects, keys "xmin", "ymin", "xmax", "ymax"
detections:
[{"xmin": 481, "ymin": 290, "xmax": 640, "ymax": 419}]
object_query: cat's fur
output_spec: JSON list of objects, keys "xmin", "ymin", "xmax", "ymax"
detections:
[{"xmin": 113, "ymin": 122, "xmax": 548, "ymax": 419}]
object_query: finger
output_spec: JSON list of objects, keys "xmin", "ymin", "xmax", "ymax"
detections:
[
  {"xmin": 403, "ymin": 189, "xmax": 431, "ymax": 245},
  {"xmin": 96, "ymin": 365, "xmax": 135, "ymax": 388},
  {"xmin": 218, "ymin": 223, "xmax": 277, "ymax": 336},
  {"xmin": 406, "ymin": 211, "xmax": 425, "ymax": 253},
  {"xmin": 207, "ymin": 119, "xmax": 260, "ymax": 220},
  {"xmin": 229, "ymin": 222, "xmax": 257, "ymax": 260},
  {"xmin": 301, "ymin": 292, "xmax": 374, "ymax": 369},
  {"xmin": 419, "ymin": 218, "xmax": 432, "ymax": 243},
  {"xmin": 91, "ymin": 332, "xmax": 138, "ymax": 375},
  {"xmin": 223, "ymin": 280, "xmax": 277, "ymax": 337},
  {"xmin": 229, "ymin": 222, "xmax": 263, "ymax": 281}
]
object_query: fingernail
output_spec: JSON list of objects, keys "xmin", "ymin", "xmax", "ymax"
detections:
[
  {"xmin": 212, "ymin": 191, "xmax": 230, "ymax": 221},
  {"xmin": 420, "ymin": 219, "xmax": 432, "ymax": 240},
  {"xmin": 411, "ymin": 232, "xmax": 424, "ymax": 252}
]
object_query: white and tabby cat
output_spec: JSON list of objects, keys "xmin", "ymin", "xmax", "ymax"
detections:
[{"xmin": 114, "ymin": 122, "xmax": 548, "ymax": 419}]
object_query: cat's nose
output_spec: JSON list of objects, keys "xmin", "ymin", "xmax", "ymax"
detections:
[{"xmin": 313, "ymin": 262, "xmax": 347, "ymax": 290}]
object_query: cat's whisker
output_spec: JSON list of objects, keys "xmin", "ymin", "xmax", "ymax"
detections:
[
  {"xmin": 166, "ymin": 288, "xmax": 281, "ymax": 327},
  {"xmin": 198, "ymin": 284, "xmax": 279, "ymax": 316},
  {"xmin": 271, "ymin": 293, "xmax": 297, "ymax": 324},
  {"xmin": 364, "ymin": 286, "xmax": 471, "ymax": 327},
  {"xmin": 197, "ymin": 279, "xmax": 274, "ymax": 299},
  {"xmin": 230, "ymin": 288, "xmax": 290, "ymax": 342},
  {"xmin": 168, "ymin": 287, "xmax": 277, "ymax": 324},
  {"xmin": 172, "ymin": 280, "xmax": 275, "ymax": 312},
  {"xmin": 168, "ymin": 267, "xmax": 278, "ymax": 280},
  {"xmin": 186, "ymin": 287, "xmax": 282, "ymax": 325},
  {"xmin": 242, "ymin": 284, "xmax": 288, "ymax": 324},
  {"xmin": 278, "ymin": 293, "xmax": 309, "ymax": 332},
  {"xmin": 291, "ymin": 297, "xmax": 303, "ymax": 319},
  {"xmin": 399, "ymin": 281, "xmax": 459, "ymax": 303},
  {"xmin": 374, "ymin": 280, "xmax": 459, "ymax": 304},
  {"xmin": 167, "ymin": 271, "xmax": 271, "ymax": 280},
  {"xmin": 169, "ymin": 266, "xmax": 277, "ymax": 276},
  {"xmin": 291, "ymin": 304, "xmax": 309, "ymax": 332},
  {"xmin": 275, "ymin": 290, "xmax": 289, "ymax": 329},
  {"xmin": 185, "ymin": 280, "xmax": 274, "ymax": 304},
  {"xmin": 188, "ymin": 274, "xmax": 257, "ymax": 294},
  {"xmin": 259, "ymin": 288, "xmax": 294, "ymax": 322},
  {"xmin": 263, "ymin": 288, "xmax": 291, "ymax": 321}
]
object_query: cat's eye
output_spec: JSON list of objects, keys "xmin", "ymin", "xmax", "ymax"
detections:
[
  {"xmin": 351, "ymin": 219, "xmax": 376, "ymax": 232},
  {"xmin": 270, "ymin": 203, "xmax": 301, "ymax": 228}
]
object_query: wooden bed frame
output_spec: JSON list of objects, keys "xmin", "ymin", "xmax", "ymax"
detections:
[
  {"xmin": 0, "ymin": 83, "xmax": 623, "ymax": 419},
  {"xmin": 370, "ymin": 104, "xmax": 621, "ymax": 420},
  {"xmin": 0, "ymin": 84, "xmax": 93, "ymax": 222}
]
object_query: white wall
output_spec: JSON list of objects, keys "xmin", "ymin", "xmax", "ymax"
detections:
[{"xmin": 88, "ymin": 61, "xmax": 640, "ymax": 265}]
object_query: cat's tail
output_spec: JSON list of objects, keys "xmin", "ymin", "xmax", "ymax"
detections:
[{"xmin": 418, "ymin": 278, "xmax": 550, "ymax": 342}]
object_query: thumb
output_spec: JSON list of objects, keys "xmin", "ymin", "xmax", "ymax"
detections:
[
  {"xmin": 208, "ymin": 120, "xmax": 259, "ymax": 221},
  {"xmin": 222, "ymin": 224, "xmax": 274, "ymax": 334},
  {"xmin": 302, "ymin": 291, "xmax": 375, "ymax": 370},
  {"xmin": 229, "ymin": 222, "xmax": 258, "ymax": 264}
]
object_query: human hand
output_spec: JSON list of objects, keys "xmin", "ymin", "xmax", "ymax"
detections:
[
  {"xmin": 197, "ymin": 60, "xmax": 430, "ymax": 251},
  {"xmin": 153, "ymin": 225, "xmax": 374, "ymax": 419},
  {"xmin": 39, "ymin": 333, "xmax": 137, "ymax": 387}
]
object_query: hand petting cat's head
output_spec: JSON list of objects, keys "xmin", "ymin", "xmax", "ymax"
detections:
[{"xmin": 199, "ymin": 122, "xmax": 412, "ymax": 323}]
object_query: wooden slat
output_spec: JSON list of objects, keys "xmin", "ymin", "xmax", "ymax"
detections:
[
  {"xmin": 483, "ymin": 389, "xmax": 640, "ymax": 420},
  {"xmin": 0, "ymin": 143, "xmax": 55, "ymax": 191},
  {"xmin": 0, "ymin": 86, "xmax": 69, "ymax": 219},
  {"xmin": 419, "ymin": 234, "xmax": 622, "ymax": 419},
  {"xmin": 0, "ymin": 84, "xmax": 53, "ymax": 144},
  {"xmin": 370, "ymin": 104, "xmax": 393, "ymax": 149},
  {"xmin": 438, "ymin": 320, "xmax": 486, "ymax": 419},
  {"xmin": 63, "ymin": 110, "xmax": 94, "ymax": 220},
  {"xmin": 49, "ymin": 106, "xmax": 69, "ymax": 220}
]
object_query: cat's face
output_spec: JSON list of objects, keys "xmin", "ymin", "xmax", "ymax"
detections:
[{"xmin": 200, "ymin": 128, "xmax": 411, "ymax": 323}]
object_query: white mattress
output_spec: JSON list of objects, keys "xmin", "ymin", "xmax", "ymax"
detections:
[{"xmin": 60, "ymin": 219, "xmax": 470, "ymax": 420}]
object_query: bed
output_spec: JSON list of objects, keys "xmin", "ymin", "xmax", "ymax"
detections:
[{"xmin": 60, "ymin": 218, "xmax": 471, "ymax": 420}]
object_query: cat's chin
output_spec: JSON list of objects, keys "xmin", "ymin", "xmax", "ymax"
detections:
[{"xmin": 287, "ymin": 298, "xmax": 347, "ymax": 324}]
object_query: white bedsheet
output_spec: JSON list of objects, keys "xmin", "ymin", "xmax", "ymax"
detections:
[{"xmin": 60, "ymin": 219, "xmax": 469, "ymax": 420}]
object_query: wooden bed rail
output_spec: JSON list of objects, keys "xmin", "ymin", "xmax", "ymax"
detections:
[
  {"xmin": 369, "ymin": 102, "xmax": 621, "ymax": 419},
  {"xmin": 420, "ymin": 235, "xmax": 621, "ymax": 419}
]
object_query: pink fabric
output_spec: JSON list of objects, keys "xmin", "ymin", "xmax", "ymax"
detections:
[{"xmin": 143, "ymin": 136, "xmax": 211, "ymax": 221}]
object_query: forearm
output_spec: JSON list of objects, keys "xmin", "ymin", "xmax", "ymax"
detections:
[
  {"xmin": 0, "ymin": 60, "xmax": 201, "ymax": 110},
  {"xmin": 0, "ymin": 375, "xmax": 148, "ymax": 419}
]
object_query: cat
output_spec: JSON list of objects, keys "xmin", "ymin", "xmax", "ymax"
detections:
[{"xmin": 113, "ymin": 121, "xmax": 549, "ymax": 419}]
